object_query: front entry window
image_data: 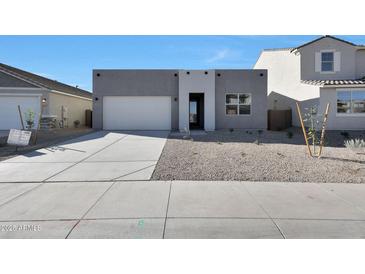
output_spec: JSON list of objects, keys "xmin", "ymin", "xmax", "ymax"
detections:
[{"xmin": 189, "ymin": 101, "xmax": 197, "ymax": 123}]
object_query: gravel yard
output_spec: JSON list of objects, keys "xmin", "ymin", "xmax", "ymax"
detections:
[{"xmin": 152, "ymin": 129, "xmax": 365, "ymax": 183}]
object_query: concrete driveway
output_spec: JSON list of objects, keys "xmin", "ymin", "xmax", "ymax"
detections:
[
  {"xmin": 1, "ymin": 181, "xmax": 365, "ymax": 239},
  {"xmin": 0, "ymin": 131, "xmax": 169, "ymax": 182}
]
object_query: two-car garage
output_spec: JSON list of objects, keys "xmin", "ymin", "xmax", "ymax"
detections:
[{"xmin": 102, "ymin": 96, "xmax": 172, "ymax": 130}]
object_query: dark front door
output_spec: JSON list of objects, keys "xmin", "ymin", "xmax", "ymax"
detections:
[{"xmin": 189, "ymin": 93, "xmax": 204, "ymax": 129}]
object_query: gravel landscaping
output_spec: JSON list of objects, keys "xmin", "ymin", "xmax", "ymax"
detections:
[{"xmin": 152, "ymin": 128, "xmax": 365, "ymax": 183}]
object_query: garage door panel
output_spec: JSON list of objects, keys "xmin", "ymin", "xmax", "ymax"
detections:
[
  {"xmin": 0, "ymin": 96, "xmax": 41, "ymax": 130},
  {"xmin": 103, "ymin": 96, "xmax": 171, "ymax": 130}
]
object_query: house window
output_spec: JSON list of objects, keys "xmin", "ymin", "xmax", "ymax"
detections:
[
  {"xmin": 321, "ymin": 51, "xmax": 334, "ymax": 72},
  {"xmin": 337, "ymin": 91, "xmax": 365, "ymax": 114},
  {"xmin": 225, "ymin": 93, "xmax": 251, "ymax": 115}
]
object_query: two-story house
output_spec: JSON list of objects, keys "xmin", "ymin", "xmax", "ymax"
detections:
[{"xmin": 254, "ymin": 35, "xmax": 365, "ymax": 130}]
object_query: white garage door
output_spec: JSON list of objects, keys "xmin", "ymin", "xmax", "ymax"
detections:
[
  {"xmin": 0, "ymin": 95, "xmax": 41, "ymax": 130},
  {"xmin": 103, "ymin": 96, "xmax": 171, "ymax": 130}
]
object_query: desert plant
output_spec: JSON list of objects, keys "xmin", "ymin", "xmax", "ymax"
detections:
[
  {"xmin": 74, "ymin": 120, "xmax": 80, "ymax": 128},
  {"xmin": 344, "ymin": 138, "xmax": 365, "ymax": 151},
  {"xmin": 229, "ymin": 128, "xmax": 234, "ymax": 133},
  {"xmin": 24, "ymin": 109, "xmax": 35, "ymax": 129},
  {"xmin": 182, "ymin": 127, "xmax": 191, "ymax": 140},
  {"xmin": 340, "ymin": 131, "xmax": 350, "ymax": 139},
  {"xmin": 303, "ymin": 105, "xmax": 322, "ymax": 155},
  {"xmin": 287, "ymin": 131, "xmax": 293, "ymax": 139}
]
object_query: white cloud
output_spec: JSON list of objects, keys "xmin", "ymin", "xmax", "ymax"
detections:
[{"xmin": 206, "ymin": 49, "xmax": 230, "ymax": 63}]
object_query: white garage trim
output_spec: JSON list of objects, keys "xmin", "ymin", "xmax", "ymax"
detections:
[
  {"xmin": 103, "ymin": 96, "xmax": 171, "ymax": 130},
  {"xmin": 0, "ymin": 94, "xmax": 41, "ymax": 130}
]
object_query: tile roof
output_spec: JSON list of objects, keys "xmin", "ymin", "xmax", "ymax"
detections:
[
  {"xmin": 262, "ymin": 47, "xmax": 294, "ymax": 52},
  {"xmin": 0, "ymin": 63, "xmax": 92, "ymax": 99},
  {"xmin": 302, "ymin": 79, "xmax": 365, "ymax": 86}
]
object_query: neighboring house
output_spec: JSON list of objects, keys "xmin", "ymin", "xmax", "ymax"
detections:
[
  {"xmin": 254, "ymin": 35, "xmax": 365, "ymax": 130},
  {"xmin": 0, "ymin": 63, "xmax": 92, "ymax": 130},
  {"xmin": 93, "ymin": 69, "xmax": 267, "ymax": 131}
]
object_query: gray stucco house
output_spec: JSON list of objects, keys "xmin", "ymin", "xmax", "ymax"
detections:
[
  {"xmin": 254, "ymin": 35, "xmax": 365, "ymax": 130},
  {"xmin": 0, "ymin": 63, "xmax": 92, "ymax": 130},
  {"xmin": 92, "ymin": 69, "xmax": 267, "ymax": 131}
]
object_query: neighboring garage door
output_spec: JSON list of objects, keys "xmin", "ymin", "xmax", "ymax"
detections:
[
  {"xmin": 103, "ymin": 96, "xmax": 171, "ymax": 130},
  {"xmin": 0, "ymin": 95, "xmax": 41, "ymax": 130}
]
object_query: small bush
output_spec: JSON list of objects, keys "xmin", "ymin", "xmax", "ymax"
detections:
[
  {"xmin": 287, "ymin": 131, "xmax": 293, "ymax": 139},
  {"xmin": 344, "ymin": 138, "xmax": 365, "ymax": 150},
  {"xmin": 74, "ymin": 120, "xmax": 80, "ymax": 128},
  {"xmin": 258, "ymin": 130, "xmax": 263, "ymax": 135},
  {"xmin": 340, "ymin": 131, "xmax": 350, "ymax": 139},
  {"xmin": 253, "ymin": 139, "xmax": 260, "ymax": 145},
  {"xmin": 229, "ymin": 128, "xmax": 234, "ymax": 133}
]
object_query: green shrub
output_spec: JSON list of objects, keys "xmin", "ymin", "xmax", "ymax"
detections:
[
  {"xmin": 287, "ymin": 131, "xmax": 293, "ymax": 139},
  {"xmin": 340, "ymin": 131, "xmax": 350, "ymax": 139}
]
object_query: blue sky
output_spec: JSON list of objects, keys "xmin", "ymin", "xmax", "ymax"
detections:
[{"xmin": 1, "ymin": 35, "xmax": 365, "ymax": 91}]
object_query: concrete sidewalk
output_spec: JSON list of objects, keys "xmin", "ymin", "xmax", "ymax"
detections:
[{"xmin": 1, "ymin": 181, "xmax": 365, "ymax": 239}]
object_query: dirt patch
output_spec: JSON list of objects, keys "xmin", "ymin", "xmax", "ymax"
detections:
[
  {"xmin": 0, "ymin": 128, "xmax": 94, "ymax": 161},
  {"xmin": 152, "ymin": 129, "xmax": 365, "ymax": 183}
]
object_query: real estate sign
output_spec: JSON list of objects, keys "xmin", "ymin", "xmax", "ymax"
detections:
[{"xmin": 7, "ymin": 129, "xmax": 32, "ymax": 146}]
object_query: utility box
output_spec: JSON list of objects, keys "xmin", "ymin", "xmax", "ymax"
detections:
[{"xmin": 267, "ymin": 109, "xmax": 292, "ymax": 131}]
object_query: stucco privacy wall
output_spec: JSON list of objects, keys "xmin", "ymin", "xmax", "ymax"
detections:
[
  {"xmin": 178, "ymin": 70, "xmax": 215, "ymax": 131},
  {"xmin": 215, "ymin": 70, "xmax": 268, "ymax": 129},
  {"xmin": 299, "ymin": 37, "xmax": 358, "ymax": 81},
  {"xmin": 48, "ymin": 92, "xmax": 92, "ymax": 126},
  {"xmin": 319, "ymin": 87, "xmax": 365, "ymax": 130},
  {"xmin": 254, "ymin": 49, "xmax": 320, "ymax": 126},
  {"xmin": 92, "ymin": 70, "xmax": 179, "ymax": 130}
]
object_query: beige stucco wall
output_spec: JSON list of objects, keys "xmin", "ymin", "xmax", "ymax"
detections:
[
  {"xmin": 47, "ymin": 92, "xmax": 92, "ymax": 127},
  {"xmin": 299, "ymin": 37, "xmax": 358, "ymax": 81},
  {"xmin": 254, "ymin": 49, "xmax": 320, "ymax": 126},
  {"xmin": 319, "ymin": 87, "xmax": 365, "ymax": 130}
]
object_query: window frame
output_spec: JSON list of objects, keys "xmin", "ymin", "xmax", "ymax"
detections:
[
  {"xmin": 225, "ymin": 92, "xmax": 252, "ymax": 116},
  {"xmin": 320, "ymin": 50, "xmax": 335, "ymax": 74},
  {"xmin": 336, "ymin": 89, "xmax": 365, "ymax": 117}
]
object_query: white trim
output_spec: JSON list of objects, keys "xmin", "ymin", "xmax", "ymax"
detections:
[
  {"xmin": 0, "ymin": 69, "xmax": 92, "ymax": 101},
  {"xmin": 50, "ymin": 89, "xmax": 92, "ymax": 101},
  {"xmin": 0, "ymin": 93, "xmax": 42, "ymax": 97},
  {"xmin": 224, "ymin": 92, "xmax": 252, "ymax": 116},
  {"xmin": 0, "ymin": 87, "xmax": 45, "ymax": 90},
  {"xmin": 0, "ymin": 68, "xmax": 44, "ymax": 88},
  {"xmin": 322, "ymin": 85, "xmax": 365, "ymax": 89}
]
